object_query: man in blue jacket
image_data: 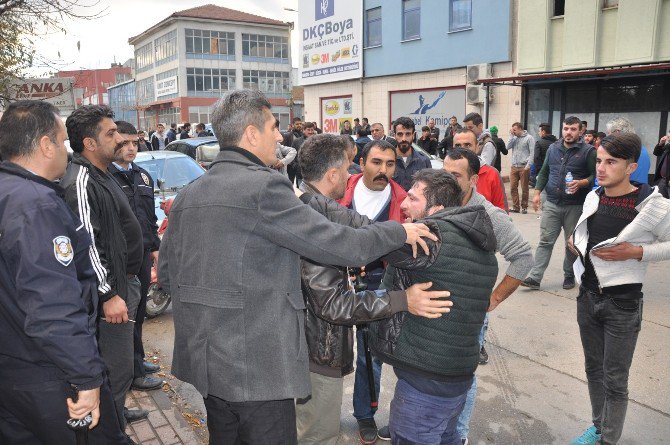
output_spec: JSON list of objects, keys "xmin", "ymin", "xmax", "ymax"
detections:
[{"xmin": 0, "ymin": 100, "xmax": 126, "ymax": 443}]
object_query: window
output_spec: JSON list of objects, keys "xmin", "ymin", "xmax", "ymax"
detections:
[
  {"xmin": 136, "ymin": 77, "xmax": 154, "ymax": 105},
  {"xmin": 135, "ymin": 43, "xmax": 153, "ymax": 73},
  {"xmin": 155, "ymin": 30, "xmax": 177, "ymax": 66},
  {"xmin": 242, "ymin": 34, "xmax": 288, "ymax": 60},
  {"xmin": 188, "ymin": 105, "xmax": 216, "ymax": 125},
  {"xmin": 365, "ymin": 7, "xmax": 382, "ymax": 47},
  {"xmin": 553, "ymin": 0, "xmax": 565, "ymax": 16},
  {"xmin": 449, "ymin": 0, "xmax": 472, "ymax": 32},
  {"xmin": 158, "ymin": 107, "xmax": 180, "ymax": 127},
  {"xmin": 242, "ymin": 70, "xmax": 290, "ymax": 94},
  {"xmin": 603, "ymin": 0, "xmax": 618, "ymax": 7},
  {"xmin": 185, "ymin": 29, "xmax": 235, "ymax": 55},
  {"xmin": 402, "ymin": 0, "xmax": 420, "ymax": 40},
  {"xmin": 186, "ymin": 68, "xmax": 236, "ymax": 96}
]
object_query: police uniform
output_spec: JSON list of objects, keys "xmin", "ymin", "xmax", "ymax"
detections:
[
  {"xmin": 0, "ymin": 161, "xmax": 126, "ymax": 444},
  {"xmin": 109, "ymin": 162, "xmax": 160, "ymax": 380}
]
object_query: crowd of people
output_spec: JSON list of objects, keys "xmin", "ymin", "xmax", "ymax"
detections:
[{"xmin": 0, "ymin": 89, "xmax": 669, "ymax": 445}]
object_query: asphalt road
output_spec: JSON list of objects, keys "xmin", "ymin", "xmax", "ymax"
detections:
[{"xmin": 143, "ymin": 209, "xmax": 670, "ymax": 444}]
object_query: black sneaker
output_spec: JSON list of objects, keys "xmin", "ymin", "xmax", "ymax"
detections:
[
  {"xmin": 521, "ymin": 277, "xmax": 540, "ymax": 289},
  {"xmin": 357, "ymin": 418, "xmax": 378, "ymax": 445},
  {"xmin": 521, "ymin": 208, "xmax": 528, "ymax": 214},
  {"xmin": 479, "ymin": 346, "xmax": 489, "ymax": 365},
  {"xmin": 563, "ymin": 276, "xmax": 576, "ymax": 290},
  {"xmin": 377, "ymin": 425, "xmax": 391, "ymax": 441}
]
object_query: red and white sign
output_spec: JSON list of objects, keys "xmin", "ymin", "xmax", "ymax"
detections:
[
  {"xmin": 12, "ymin": 77, "xmax": 76, "ymax": 112},
  {"xmin": 320, "ymin": 95, "xmax": 353, "ymax": 134}
]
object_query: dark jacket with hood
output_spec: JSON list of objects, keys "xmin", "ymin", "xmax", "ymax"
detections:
[
  {"xmin": 369, "ymin": 206, "xmax": 498, "ymax": 382},
  {"xmin": 60, "ymin": 153, "xmax": 129, "ymax": 303}
]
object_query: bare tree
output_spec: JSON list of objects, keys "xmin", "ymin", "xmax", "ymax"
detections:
[{"xmin": 0, "ymin": 0, "xmax": 106, "ymax": 102}]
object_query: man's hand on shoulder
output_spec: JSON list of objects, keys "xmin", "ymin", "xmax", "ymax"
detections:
[
  {"xmin": 406, "ymin": 282, "xmax": 451, "ymax": 318},
  {"xmin": 402, "ymin": 223, "xmax": 437, "ymax": 258}
]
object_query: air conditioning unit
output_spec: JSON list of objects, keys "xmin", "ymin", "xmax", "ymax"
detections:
[
  {"xmin": 466, "ymin": 85, "xmax": 486, "ymax": 104},
  {"xmin": 466, "ymin": 63, "xmax": 492, "ymax": 84}
]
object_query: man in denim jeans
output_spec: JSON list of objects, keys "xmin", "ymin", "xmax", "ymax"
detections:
[{"xmin": 569, "ymin": 133, "xmax": 670, "ymax": 445}]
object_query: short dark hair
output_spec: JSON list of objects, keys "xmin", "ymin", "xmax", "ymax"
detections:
[
  {"xmin": 600, "ymin": 133, "xmax": 641, "ymax": 163},
  {"xmin": 170, "ymin": 123, "xmax": 177, "ymax": 129},
  {"xmin": 585, "ymin": 130, "xmax": 597, "ymax": 137},
  {"xmin": 596, "ymin": 131, "xmax": 607, "ymax": 140},
  {"xmin": 361, "ymin": 139, "xmax": 396, "ymax": 162},
  {"xmin": 362, "ymin": 118, "xmax": 368, "ymax": 123},
  {"xmin": 412, "ymin": 169, "xmax": 463, "ymax": 209},
  {"xmin": 211, "ymin": 89, "xmax": 272, "ymax": 146},
  {"xmin": 445, "ymin": 148, "xmax": 480, "ymax": 177},
  {"xmin": 354, "ymin": 118, "xmax": 360, "ymax": 122},
  {"xmin": 581, "ymin": 120, "xmax": 588, "ymax": 129},
  {"xmin": 563, "ymin": 116, "xmax": 581, "ymax": 126},
  {"xmin": 357, "ymin": 127, "xmax": 370, "ymax": 137},
  {"xmin": 463, "ymin": 112, "xmax": 483, "ymax": 126},
  {"xmin": 196, "ymin": 122, "xmax": 205, "ymax": 131},
  {"xmin": 340, "ymin": 134, "xmax": 356, "ymax": 151},
  {"xmin": 539, "ymin": 123, "xmax": 552, "ymax": 134},
  {"xmin": 393, "ymin": 116, "xmax": 415, "ymax": 133},
  {"xmin": 299, "ymin": 134, "xmax": 348, "ymax": 182},
  {"xmin": 66, "ymin": 105, "xmax": 115, "ymax": 153},
  {"xmin": 0, "ymin": 100, "xmax": 61, "ymax": 159},
  {"xmin": 293, "ymin": 116, "xmax": 302, "ymax": 123},
  {"xmin": 512, "ymin": 122, "xmax": 523, "ymax": 129},
  {"xmin": 115, "ymin": 120, "xmax": 137, "ymax": 135},
  {"xmin": 421, "ymin": 126, "xmax": 430, "ymax": 132},
  {"xmin": 183, "ymin": 122, "xmax": 191, "ymax": 128},
  {"xmin": 303, "ymin": 122, "xmax": 316, "ymax": 130}
]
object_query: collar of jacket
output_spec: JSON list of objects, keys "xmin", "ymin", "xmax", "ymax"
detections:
[
  {"xmin": 0, "ymin": 161, "xmax": 65, "ymax": 197},
  {"xmin": 71, "ymin": 152, "xmax": 109, "ymax": 179},
  {"xmin": 301, "ymin": 181, "xmax": 324, "ymax": 197},
  {"xmin": 215, "ymin": 145, "xmax": 265, "ymax": 167},
  {"xmin": 338, "ymin": 173, "xmax": 407, "ymax": 222}
]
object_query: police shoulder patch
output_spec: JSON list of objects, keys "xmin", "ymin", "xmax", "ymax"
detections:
[
  {"xmin": 53, "ymin": 236, "xmax": 74, "ymax": 266},
  {"xmin": 140, "ymin": 172, "xmax": 151, "ymax": 186}
]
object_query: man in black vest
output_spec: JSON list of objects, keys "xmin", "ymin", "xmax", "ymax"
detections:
[
  {"xmin": 370, "ymin": 169, "xmax": 498, "ymax": 444},
  {"xmin": 522, "ymin": 116, "xmax": 596, "ymax": 290}
]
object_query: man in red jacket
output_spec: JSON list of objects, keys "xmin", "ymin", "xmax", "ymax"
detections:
[
  {"xmin": 452, "ymin": 129, "xmax": 508, "ymax": 212},
  {"xmin": 338, "ymin": 139, "xmax": 407, "ymax": 443}
]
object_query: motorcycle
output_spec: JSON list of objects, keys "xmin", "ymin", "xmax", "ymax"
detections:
[{"xmin": 145, "ymin": 198, "xmax": 173, "ymax": 318}]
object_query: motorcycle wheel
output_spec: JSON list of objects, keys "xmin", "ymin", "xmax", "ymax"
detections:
[{"xmin": 146, "ymin": 283, "xmax": 171, "ymax": 318}]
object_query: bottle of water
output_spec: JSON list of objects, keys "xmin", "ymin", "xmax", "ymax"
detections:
[{"xmin": 565, "ymin": 171, "xmax": 573, "ymax": 194}]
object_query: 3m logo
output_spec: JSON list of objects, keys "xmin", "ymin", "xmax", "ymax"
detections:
[{"xmin": 315, "ymin": 0, "xmax": 334, "ymax": 20}]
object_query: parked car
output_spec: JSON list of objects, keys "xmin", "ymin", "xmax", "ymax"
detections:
[
  {"xmin": 134, "ymin": 150, "xmax": 205, "ymax": 226},
  {"xmin": 133, "ymin": 151, "xmax": 205, "ymax": 317},
  {"xmin": 412, "ymin": 143, "xmax": 444, "ymax": 169},
  {"xmin": 165, "ymin": 136, "xmax": 219, "ymax": 169}
]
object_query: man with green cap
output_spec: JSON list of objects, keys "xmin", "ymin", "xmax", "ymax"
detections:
[{"xmin": 488, "ymin": 125, "xmax": 508, "ymax": 172}]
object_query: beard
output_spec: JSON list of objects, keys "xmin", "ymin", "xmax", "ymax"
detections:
[{"xmin": 398, "ymin": 142, "xmax": 411, "ymax": 154}]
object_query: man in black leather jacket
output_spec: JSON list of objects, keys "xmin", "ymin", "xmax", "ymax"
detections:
[{"xmin": 294, "ymin": 134, "xmax": 452, "ymax": 445}]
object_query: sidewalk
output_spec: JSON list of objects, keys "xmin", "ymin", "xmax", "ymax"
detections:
[{"xmin": 125, "ymin": 370, "xmax": 207, "ymax": 444}]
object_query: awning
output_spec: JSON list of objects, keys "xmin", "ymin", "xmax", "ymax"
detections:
[{"xmin": 477, "ymin": 62, "xmax": 670, "ymax": 86}]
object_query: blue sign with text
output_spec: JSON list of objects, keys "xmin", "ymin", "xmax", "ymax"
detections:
[{"xmin": 315, "ymin": 0, "xmax": 334, "ymax": 20}]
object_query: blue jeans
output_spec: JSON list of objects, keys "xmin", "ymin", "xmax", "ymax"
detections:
[
  {"xmin": 455, "ymin": 314, "xmax": 488, "ymax": 439},
  {"xmin": 389, "ymin": 377, "xmax": 468, "ymax": 445},
  {"xmin": 353, "ymin": 327, "xmax": 382, "ymax": 420},
  {"xmin": 577, "ymin": 287, "xmax": 642, "ymax": 445}
]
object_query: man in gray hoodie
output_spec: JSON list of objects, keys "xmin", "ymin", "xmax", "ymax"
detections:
[{"xmin": 507, "ymin": 122, "xmax": 535, "ymax": 213}]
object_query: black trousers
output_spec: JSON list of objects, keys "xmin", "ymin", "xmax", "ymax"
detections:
[
  {"xmin": 0, "ymin": 377, "xmax": 127, "ymax": 444},
  {"xmin": 287, "ymin": 164, "xmax": 302, "ymax": 186},
  {"xmin": 134, "ymin": 250, "xmax": 152, "ymax": 379},
  {"xmin": 204, "ymin": 395, "xmax": 297, "ymax": 445}
]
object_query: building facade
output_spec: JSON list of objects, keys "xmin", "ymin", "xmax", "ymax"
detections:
[
  {"xmin": 483, "ymin": 0, "xmax": 670, "ymax": 176},
  {"xmin": 128, "ymin": 4, "xmax": 293, "ymax": 131},
  {"xmin": 58, "ymin": 64, "xmax": 132, "ymax": 107},
  {"xmin": 108, "ymin": 79, "xmax": 138, "ymax": 127},
  {"xmin": 302, "ymin": 0, "xmax": 521, "ymax": 163}
]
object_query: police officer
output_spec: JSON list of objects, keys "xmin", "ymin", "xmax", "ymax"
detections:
[
  {"xmin": 0, "ymin": 100, "xmax": 127, "ymax": 443},
  {"xmin": 108, "ymin": 121, "xmax": 163, "ymax": 412}
]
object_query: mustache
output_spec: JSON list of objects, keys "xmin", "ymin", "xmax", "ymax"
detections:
[{"xmin": 373, "ymin": 174, "xmax": 389, "ymax": 182}]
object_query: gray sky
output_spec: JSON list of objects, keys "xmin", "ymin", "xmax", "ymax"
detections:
[{"xmin": 31, "ymin": 0, "xmax": 299, "ymax": 75}]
